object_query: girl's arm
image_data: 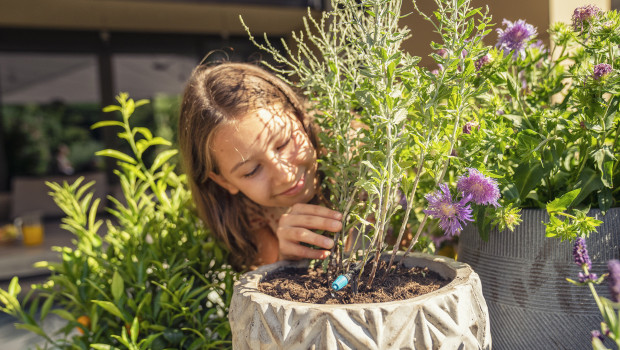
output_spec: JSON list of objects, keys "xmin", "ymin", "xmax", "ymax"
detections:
[
  {"xmin": 253, "ymin": 226, "xmax": 280, "ymax": 266},
  {"xmin": 276, "ymin": 203, "xmax": 342, "ymax": 261}
]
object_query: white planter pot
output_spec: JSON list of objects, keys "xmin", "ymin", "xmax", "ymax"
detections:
[
  {"xmin": 229, "ymin": 252, "xmax": 491, "ymax": 349},
  {"xmin": 458, "ymin": 207, "xmax": 620, "ymax": 349}
]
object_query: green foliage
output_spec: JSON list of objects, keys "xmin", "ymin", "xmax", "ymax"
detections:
[
  {"xmin": 0, "ymin": 93, "xmax": 236, "ymax": 349},
  {"xmin": 460, "ymin": 6, "xmax": 620, "ymax": 239},
  {"xmin": 242, "ymin": 0, "xmax": 493, "ymax": 286}
]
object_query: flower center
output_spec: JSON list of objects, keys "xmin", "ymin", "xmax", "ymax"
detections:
[
  {"xmin": 439, "ymin": 203, "xmax": 456, "ymax": 217},
  {"xmin": 471, "ymin": 183, "xmax": 484, "ymax": 195}
]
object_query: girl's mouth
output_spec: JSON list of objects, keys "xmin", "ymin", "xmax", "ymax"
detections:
[{"xmin": 279, "ymin": 174, "xmax": 306, "ymax": 196}]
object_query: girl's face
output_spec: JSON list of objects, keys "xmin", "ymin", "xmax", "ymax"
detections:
[{"xmin": 208, "ymin": 105, "xmax": 318, "ymax": 208}]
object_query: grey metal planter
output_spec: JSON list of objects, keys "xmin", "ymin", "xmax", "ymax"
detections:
[
  {"xmin": 458, "ymin": 207, "xmax": 620, "ymax": 349},
  {"xmin": 229, "ymin": 252, "xmax": 491, "ymax": 350}
]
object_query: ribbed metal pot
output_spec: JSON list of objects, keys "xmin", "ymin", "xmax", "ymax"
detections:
[
  {"xmin": 229, "ymin": 252, "xmax": 491, "ymax": 350},
  {"xmin": 458, "ymin": 207, "xmax": 620, "ymax": 349}
]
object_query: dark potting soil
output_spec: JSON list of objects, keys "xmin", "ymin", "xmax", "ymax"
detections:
[{"xmin": 259, "ymin": 260, "xmax": 449, "ymax": 304}]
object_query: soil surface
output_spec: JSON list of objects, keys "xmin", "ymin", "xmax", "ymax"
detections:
[{"xmin": 259, "ymin": 260, "xmax": 449, "ymax": 304}]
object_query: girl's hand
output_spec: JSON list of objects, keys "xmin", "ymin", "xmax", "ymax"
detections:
[{"xmin": 276, "ymin": 203, "xmax": 342, "ymax": 260}]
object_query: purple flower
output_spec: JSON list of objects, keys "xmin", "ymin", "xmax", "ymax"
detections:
[
  {"xmin": 462, "ymin": 121, "xmax": 479, "ymax": 134},
  {"xmin": 578, "ymin": 272, "xmax": 598, "ymax": 283},
  {"xmin": 573, "ymin": 237, "xmax": 592, "ymax": 268},
  {"xmin": 572, "ymin": 5, "xmax": 601, "ymax": 31},
  {"xmin": 456, "ymin": 168, "xmax": 501, "ymax": 207},
  {"xmin": 398, "ymin": 190, "xmax": 407, "ymax": 211},
  {"xmin": 496, "ymin": 19, "xmax": 537, "ymax": 59},
  {"xmin": 607, "ymin": 259, "xmax": 620, "ymax": 302},
  {"xmin": 593, "ymin": 63, "xmax": 613, "ymax": 80},
  {"xmin": 436, "ymin": 48, "xmax": 448, "ymax": 58},
  {"xmin": 424, "ymin": 184, "xmax": 473, "ymax": 237},
  {"xmin": 591, "ymin": 330, "xmax": 604, "ymax": 341},
  {"xmin": 475, "ymin": 54, "xmax": 491, "ymax": 71}
]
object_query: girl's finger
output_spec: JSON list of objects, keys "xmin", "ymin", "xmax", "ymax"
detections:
[
  {"xmin": 279, "ymin": 214, "xmax": 342, "ymax": 232},
  {"xmin": 279, "ymin": 240, "xmax": 331, "ymax": 260},
  {"xmin": 288, "ymin": 203, "xmax": 342, "ymax": 220},
  {"xmin": 281, "ymin": 227, "xmax": 333, "ymax": 249}
]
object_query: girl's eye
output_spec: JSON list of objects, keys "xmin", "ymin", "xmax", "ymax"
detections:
[
  {"xmin": 276, "ymin": 137, "xmax": 291, "ymax": 150},
  {"xmin": 243, "ymin": 165, "xmax": 261, "ymax": 178}
]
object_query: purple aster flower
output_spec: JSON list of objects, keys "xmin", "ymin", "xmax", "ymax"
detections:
[
  {"xmin": 475, "ymin": 54, "xmax": 491, "ymax": 71},
  {"xmin": 496, "ymin": 19, "xmax": 537, "ymax": 59},
  {"xmin": 424, "ymin": 183, "xmax": 473, "ymax": 237},
  {"xmin": 607, "ymin": 259, "xmax": 620, "ymax": 302},
  {"xmin": 456, "ymin": 168, "xmax": 501, "ymax": 207},
  {"xmin": 573, "ymin": 237, "xmax": 592, "ymax": 268},
  {"xmin": 572, "ymin": 5, "xmax": 601, "ymax": 31},
  {"xmin": 593, "ymin": 63, "xmax": 613, "ymax": 80}
]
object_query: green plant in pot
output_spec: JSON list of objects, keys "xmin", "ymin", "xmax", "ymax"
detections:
[
  {"xmin": 455, "ymin": 5, "xmax": 620, "ymax": 348},
  {"xmin": 229, "ymin": 0, "xmax": 508, "ymax": 348},
  {"xmin": 0, "ymin": 94, "xmax": 237, "ymax": 349}
]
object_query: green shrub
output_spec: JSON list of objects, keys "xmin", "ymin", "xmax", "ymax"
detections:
[{"xmin": 0, "ymin": 93, "xmax": 237, "ymax": 349}]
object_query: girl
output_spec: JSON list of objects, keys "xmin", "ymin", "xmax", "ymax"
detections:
[{"xmin": 178, "ymin": 62, "xmax": 343, "ymax": 271}]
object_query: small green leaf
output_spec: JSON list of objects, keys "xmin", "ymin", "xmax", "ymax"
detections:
[
  {"xmin": 51, "ymin": 308, "xmax": 75, "ymax": 321},
  {"xmin": 95, "ymin": 149, "xmax": 137, "ymax": 164},
  {"xmin": 130, "ymin": 316, "xmax": 139, "ymax": 343},
  {"xmin": 40, "ymin": 294, "xmax": 55, "ymax": 321},
  {"xmin": 111, "ymin": 270, "xmax": 124, "ymax": 302},
  {"xmin": 8, "ymin": 277, "xmax": 20, "ymax": 297},
  {"xmin": 93, "ymin": 300, "xmax": 126, "ymax": 321},
  {"xmin": 91, "ymin": 120, "xmax": 125, "ymax": 129},
  {"xmin": 102, "ymin": 105, "xmax": 122, "ymax": 113},
  {"xmin": 150, "ymin": 150, "xmax": 178, "ymax": 172},
  {"xmin": 546, "ymin": 189, "xmax": 580, "ymax": 214}
]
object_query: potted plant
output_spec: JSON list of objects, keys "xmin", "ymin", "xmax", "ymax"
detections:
[
  {"xmin": 231, "ymin": 0, "xmax": 501, "ymax": 347},
  {"xmin": 0, "ymin": 94, "xmax": 237, "ymax": 349},
  {"xmin": 454, "ymin": 5, "xmax": 620, "ymax": 348}
]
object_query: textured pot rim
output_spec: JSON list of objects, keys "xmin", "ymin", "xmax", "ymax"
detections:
[{"xmin": 234, "ymin": 252, "xmax": 475, "ymax": 309}]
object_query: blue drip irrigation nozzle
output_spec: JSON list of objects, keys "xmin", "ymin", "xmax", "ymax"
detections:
[{"xmin": 331, "ymin": 274, "xmax": 350, "ymax": 291}]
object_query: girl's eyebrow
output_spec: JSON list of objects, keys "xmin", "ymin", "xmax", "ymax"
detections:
[{"xmin": 231, "ymin": 158, "xmax": 251, "ymax": 174}]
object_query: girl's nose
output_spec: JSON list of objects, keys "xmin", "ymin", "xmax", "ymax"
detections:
[{"xmin": 267, "ymin": 152, "xmax": 296, "ymax": 184}]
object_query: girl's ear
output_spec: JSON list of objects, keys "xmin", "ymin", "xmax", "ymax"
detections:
[{"xmin": 208, "ymin": 172, "xmax": 240, "ymax": 195}]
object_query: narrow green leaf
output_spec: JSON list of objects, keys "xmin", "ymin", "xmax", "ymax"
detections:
[
  {"xmin": 93, "ymin": 300, "xmax": 126, "ymax": 321},
  {"xmin": 40, "ymin": 294, "xmax": 55, "ymax": 321},
  {"xmin": 95, "ymin": 150, "xmax": 137, "ymax": 164},
  {"xmin": 150, "ymin": 150, "xmax": 178, "ymax": 172},
  {"xmin": 111, "ymin": 270, "xmax": 124, "ymax": 302},
  {"xmin": 130, "ymin": 319, "xmax": 140, "ymax": 345},
  {"xmin": 134, "ymin": 127, "xmax": 153, "ymax": 140},
  {"xmin": 102, "ymin": 105, "xmax": 122, "ymax": 113},
  {"xmin": 14, "ymin": 323, "xmax": 48, "ymax": 338},
  {"xmin": 91, "ymin": 120, "xmax": 125, "ymax": 129},
  {"xmin": 51, "ymin": 308, "xmax": 75, "ymax": 321},
  {"xmin": 8, "ymin": 277, "xmax": 20, "ymax": 297}
]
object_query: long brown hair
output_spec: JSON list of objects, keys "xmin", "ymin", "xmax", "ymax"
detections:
[{"xmin": 178, "ymin": 62, "xmax": 317, "ymax": 271}]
